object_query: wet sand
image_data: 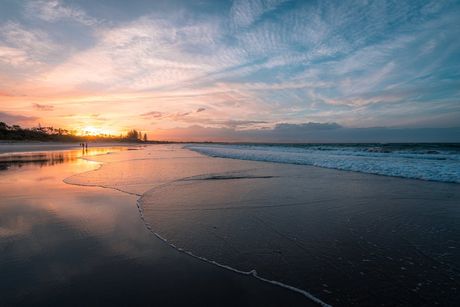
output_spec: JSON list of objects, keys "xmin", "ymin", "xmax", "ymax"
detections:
[
  {"xmin": 0, "ymin": 146, "xmax": 311, "ymax": 306},
  {"xmin": 68, "ymin": 145, "xmax": 460, "ymax": 305},
  {"xmin": 2, "ymin": 144, "xmax": 460, "ymax": 305},
  {"xmin": 0, "ymin": 142, "xmax": 139, "ymax": 154}
]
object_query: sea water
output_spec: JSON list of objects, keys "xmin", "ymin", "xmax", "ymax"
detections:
[{"xmin": 187, "ymin": 143, "xmax": 460, "ymax": 183}]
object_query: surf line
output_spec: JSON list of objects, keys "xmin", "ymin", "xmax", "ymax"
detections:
[{"xmin": 135, "ymin": 196, "xmax": 331, "ymax": 307}]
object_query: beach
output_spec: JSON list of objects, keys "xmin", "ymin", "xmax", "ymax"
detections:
[
  {"xmin": 1, "ymin": 144, "xmax": 459, "ymax": 305},
  {"xmin": 0, "ymin": 141, "xmax": 140, "ymax": 154},
  {"xmin": 0, "ymin": 145, "xmax": 310, "ymax": 306}
]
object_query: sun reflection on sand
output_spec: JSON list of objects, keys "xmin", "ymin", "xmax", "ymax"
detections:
[{"xmin": 0, "ymin": 147, "xmax": 128, "ymax": 171}]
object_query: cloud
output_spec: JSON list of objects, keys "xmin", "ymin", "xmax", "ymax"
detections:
[
  {"xmin": 186, "ymin": 119, "xmax": 268, "ymax": 129},
  {"xmin": 24, "ymin": 0, "xmax": 100, "ymax": 26},
  {"xmin": 0, "ymin": 0, "xmax": 459, "ymax": 135},
  {"xmin": 0, "ymin": 46, "xmax": 29, "ymax": 66},
  {"xmin": 140, "ymin": 106, "xmax": 267, "ymax": 129},
  {"xmin": 152, "ymin": 122, "xmax": 460, "ymax": 143},
  {"xmin": 0, "ymin": 111, "xmax": 39, "ymax": 125},
  {"xmin": 275, "ymin": 122, "xmax": 342, "ymax": 131},
  {"xmin": 229, "ymin": 0, "xmax": 289, "ymax": 28},
  {"xmin": 0, "ymin": 21, "xmax": 61, "ymax": 76},
  {"xmin": 141, "ymin": 111, "xmax": 164, "ymax": 119},
  {"xmin": 168, "ymin": 112, "xmax": 191, "ymax": 121},
  {"xmin": 43, "ymin": 13, "xmax": 239, "ymax": 91},
  {"xmin": 141, "ymin": 111, "xmax": 192, "ymax": 121},
  {"xmin": 216, "ymin": 119, "xmax": 267, "ymax": 129},
  {"xmin": 32, "ymin": 103, "xmax": 54, "ymax": 111}
]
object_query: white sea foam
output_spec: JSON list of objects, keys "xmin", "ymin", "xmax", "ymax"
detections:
[
  {"xmin": 135, "ymin": 197, "xmax": 331, "ymax": 307},
  {"xmin": 186, "ymin": 144, "xmax": 460, "ymax": 183}
]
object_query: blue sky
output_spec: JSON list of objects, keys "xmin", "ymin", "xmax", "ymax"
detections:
[{"xmin": 0, "ymin": 0, "xmax": 459, "ymax": 141}]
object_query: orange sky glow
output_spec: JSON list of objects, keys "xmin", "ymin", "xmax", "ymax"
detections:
[{"xmin": 1, "ymin": 0, "xmax": 459, "ymax": 142}]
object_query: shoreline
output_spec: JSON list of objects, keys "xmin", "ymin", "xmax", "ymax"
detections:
[
  {"xmin": 0, "ymin": 141, "xmax": 143, "ymax": 154},
  {"xmin": 62, "ymin": 144, "xmax": 329, "ymax": 305},
  {"xmin": 68, "ymin": 144, "xmax": 460, "ymax": 305},
  {"xmin": 2, "ymin": 144, "xmax": 459, "ymax": 305},
  {"xmin": 0, "ymin": 144, "xmax": 312, "ymax": 306}
]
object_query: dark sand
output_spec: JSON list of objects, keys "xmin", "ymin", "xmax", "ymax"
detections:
[
  {"xmin": 140, "ymin": 163, "xmax": 460, "ymax": 305},
  {"xmin": 2, "ymin": 144, "xmax": 460, "ymax": 306}
]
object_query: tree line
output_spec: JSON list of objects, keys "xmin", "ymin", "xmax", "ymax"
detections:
[
  {"xmin": 126, "ymin": 129, "xmax": 148, "ymax": 142},
  {"xmin": 0, "ymin": 122, "xmax": 149, "ymax": 143}
]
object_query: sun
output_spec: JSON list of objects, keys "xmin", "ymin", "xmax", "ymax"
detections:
[{"xmin": 77, "ymin": 126, "xmax": 117, "ymax": 136}]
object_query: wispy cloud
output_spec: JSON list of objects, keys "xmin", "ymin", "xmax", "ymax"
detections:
[
  {"xmin": 0, "ymin": 111, "xmax": 39, "ymax": 125},
  {"xmin": 0, "ymin": 0, "xmax": 458, "ymax": 137},
  {"xmin": 43, "ymin": 13, "xmax": 233, "ymax": 91},
  {"xmin": 24, "ymin": 0, "xmax": 100, "ymax": 26},
  {"xmin": 229, "ymin": 0, "xmax": 289, "ymax": 28},
  {"xmin": 32, "ymin": 103, "xmax": 54, "ymax": 111},
  {"xmin": 0, "ymin": 46, "xmax": 29, "ymax": 66},
  {"xmin": 0, "ymin": 21, "xmax": 59, "ymax": 67},
  {"xmin": 141, "ymin": 111, "xmax": 164, "ymax": 119}
]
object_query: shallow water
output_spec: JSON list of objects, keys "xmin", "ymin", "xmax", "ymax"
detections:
[
  {"xmin": 64, "ymin": 144, "xmax": 460, "ymax": 305},
  {"xmin": 187, "ymin": 143, "xmax": 460, "ymax": 183},
  {"xmin": 0, "ymin": 146, "xmax": 309, "ymax": 306}
]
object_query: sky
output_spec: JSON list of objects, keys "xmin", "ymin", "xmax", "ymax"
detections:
[{"xmin": 0, "ymin": 0, "xmax": 459, "ymax": 141}]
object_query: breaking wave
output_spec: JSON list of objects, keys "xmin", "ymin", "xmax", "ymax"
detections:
[{"xmin": 187, "ymin": 143, "xmax": 460, "ymax": 183}]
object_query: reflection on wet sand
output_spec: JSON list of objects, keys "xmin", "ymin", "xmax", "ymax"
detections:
[{"xmin": 0, "ymin": 147, "xmax": 132, "ymax": 171}]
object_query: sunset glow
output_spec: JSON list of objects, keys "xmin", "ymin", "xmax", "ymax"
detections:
[
  {"xmin": 76, "ymin": 126, "xmax": 119, "ymax": 137},
  {"xmin": 0, "ymin": 0, "xmax": 459, "ymax": 142}
]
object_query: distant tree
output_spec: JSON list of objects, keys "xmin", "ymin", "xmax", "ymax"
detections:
[
  {"xmin": 143, "ymin": 133, "xmax": 147, "ymax": 142},
  {"xmin": 126, "ymin": 129, "xmax": 139, "ymax": 140}
]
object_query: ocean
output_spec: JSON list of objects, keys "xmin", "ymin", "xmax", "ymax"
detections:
[{"xmin": 187, "ymin": 143, "xmax": 460, "ymax": 183}]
